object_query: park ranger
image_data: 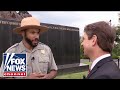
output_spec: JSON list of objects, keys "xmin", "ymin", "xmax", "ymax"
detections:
[{"xmin": 0, "ymin": 16, "xmax": 58, "ymax": 79}]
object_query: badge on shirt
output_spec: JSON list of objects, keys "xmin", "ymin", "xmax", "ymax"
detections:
[{"xmin": 41, "ymin": 50, "xmax": 45, "ymax": 54}]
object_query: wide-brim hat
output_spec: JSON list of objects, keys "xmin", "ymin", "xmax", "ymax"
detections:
[{"xmin": 13, "ymin": 17, "xmax": 48, "ymax": 34}]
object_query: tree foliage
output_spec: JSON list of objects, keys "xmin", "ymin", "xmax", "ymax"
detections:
[{"xmin": 112, "ymin": 25, "xmax": 120, "ymax": 59}]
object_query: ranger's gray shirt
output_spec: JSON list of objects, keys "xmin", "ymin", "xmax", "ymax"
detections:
[{"xmin": 0, "ymin": 41, "xmax": 58, "ymax": 77}]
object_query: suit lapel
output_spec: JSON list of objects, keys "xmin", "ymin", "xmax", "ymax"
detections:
[
  {"xmin": 87, "ymin": 65, "xmax": 98, "ymax": 78},
  {"xmin": 87, "ymin": 56, "xmax": 112, "ymax": 78}
]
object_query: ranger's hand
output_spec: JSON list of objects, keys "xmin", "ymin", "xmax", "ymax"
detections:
[{"xmin": 26, "ymin": 72, "xmax": 45, "ymax": 79}]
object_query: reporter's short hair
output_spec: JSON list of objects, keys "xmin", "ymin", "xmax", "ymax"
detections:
[{"xmin": 84, "ymin": 21, "xmax": 116, "ymax": 53}]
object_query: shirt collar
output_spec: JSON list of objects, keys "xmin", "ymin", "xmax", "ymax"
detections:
[
  {"xmin": 18, "ymin": 41, "xmax": 43, "ymax": 53},
  {"xmin": 90, "ymin": 54, "xmax": 111, "ymax": 70},
  {"xmin": 18, "ymin": 41, "xmax": 27, "ymax": 53}
]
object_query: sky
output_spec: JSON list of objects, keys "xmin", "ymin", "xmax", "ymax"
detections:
[{"xmin": 28, "ymin": 11, "xmax": 120, "ymax": 36}]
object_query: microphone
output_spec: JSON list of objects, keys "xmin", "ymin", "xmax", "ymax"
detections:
[{"xmin": 31, "ymin": 57, "xmax": 35, "ymax": 61}]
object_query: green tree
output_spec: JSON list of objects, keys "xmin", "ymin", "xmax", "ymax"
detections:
[
  {"xmin": 115, "ymin": 26, "xmax": 120, "ymax": 43},
  {"xmin": 111, "ymin": 13, "xmax": 120, "ymax": 58}
]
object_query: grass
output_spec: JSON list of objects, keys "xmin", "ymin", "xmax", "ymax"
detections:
[
  {"xmin": 55, "ymin": 71, "xmax": 88, "ymax": 79},
  {"xmin": 54, "ymin": 59, "xmax": 91, "ymax": 79}
]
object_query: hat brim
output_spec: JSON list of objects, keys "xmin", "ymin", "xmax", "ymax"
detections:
[{"xmin": 13, "ymin": 25, "xmax": 48, "ymax": 34}]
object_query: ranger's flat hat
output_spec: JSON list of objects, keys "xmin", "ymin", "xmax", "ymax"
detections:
[{"xmin": 13, "ymin": 17, "xmax": 48, "ymax": 34}]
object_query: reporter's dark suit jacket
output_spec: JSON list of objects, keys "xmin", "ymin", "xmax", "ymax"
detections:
[{"xmin": 86, "ymin": 56, "xmax": 120, "ymax": 79}]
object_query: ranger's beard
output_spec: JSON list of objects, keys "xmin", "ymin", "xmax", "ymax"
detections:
[{"xmin": 24, "ymin": 32, "xmax": 39, "ymax": 48}]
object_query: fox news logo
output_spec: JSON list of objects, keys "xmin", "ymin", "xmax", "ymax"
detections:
[{"xmin": 3, "ymin": 53, "xmax": 27, "ymax": 77}]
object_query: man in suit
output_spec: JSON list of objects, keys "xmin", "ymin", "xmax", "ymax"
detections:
[{"xmin": 81, "ymin": 21, "xmax": 120, "ymax": 79}]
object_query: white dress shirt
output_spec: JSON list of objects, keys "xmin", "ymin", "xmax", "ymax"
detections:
[{"xmin": 90, "ymin": 54, "xmax": 111, "ymax": 70}]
